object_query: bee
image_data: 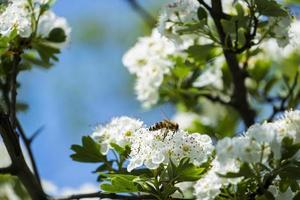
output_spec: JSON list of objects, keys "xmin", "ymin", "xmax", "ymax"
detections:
[{"xmin": 149, "ymin": 119, "xmax": 179, "ymax": 140}]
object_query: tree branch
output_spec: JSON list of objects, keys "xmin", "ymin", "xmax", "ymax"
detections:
[
  {"xmin": 0, "ymin": 114, "xmax": 47, "ymax": 200},
  {"xmin": 207, "ymin": 0, "xmax": 256, "ymax": 127},
  {"xmin": 55, "ymin": 192, "xmax": 153, "ymax": 200},
  {"xmin": 54, "ymin": 191, "xmax": 193, "ymax": 200},
  {"xmin": 10, "ymin": 52, "xmax": 21, "ymax": 129},
  {"xmin": 125, "ymin": 0, "xmax": 156, "ymax": 27},
  {"xmin": 16, "ymin": 119, "xmax": 42, "ymax": 186},
  {"xmin": 0, "ymin": 166, "xmax": 16, "ymax": 175}
]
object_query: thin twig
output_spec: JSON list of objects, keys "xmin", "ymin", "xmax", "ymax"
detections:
[
  {"xmin": 16, "ymin": 119, "xmax": 42, "ymax": 186},
  {"xmin": 125, "ymin": 0, "xmax": 156, "ymax": 27},
  {"xmin": 268, "ymin": 72, "xmax": 299, "ymax": 121}
]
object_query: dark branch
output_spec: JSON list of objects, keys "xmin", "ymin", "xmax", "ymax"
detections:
[
  {"xmin": 9, "ymin": 52, "xmax": 21, "ymax": 129},
  {"xmin": 55, "ymin": 191, "xmax": 193, "ymax": 200},
  {"xmin": 207, "ymin": 0, "xmax": 256, "ymax": 127},
  {"xmin": 0, "ymin": 166, "xmax": 15, "ymax": 175},
  {"xmin": 0, "ymin": 114, "xmax": 47, "ymax": 200},
  {"xmin": 16, "ymin": 119, "xmax": 42, "ymax": 186},
  {"xmin": 55, "ymin": 192, "xmax": 153, "ymax": 200},
  {"xmin": 125, "ymin": 0, "xmax": 156, "ymax": 27}
]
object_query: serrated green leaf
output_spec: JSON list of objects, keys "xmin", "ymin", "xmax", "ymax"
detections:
[
  {"xmin": 100, "ymin": 174, "xmax": 139, "ymax": 193},
  {"xmin": 70, "ymin": 136, "xmax": 105, "ymax": 163},
  {"xmin": 255, "ymin": 0, "xmax": 288, "ymax": 16}
]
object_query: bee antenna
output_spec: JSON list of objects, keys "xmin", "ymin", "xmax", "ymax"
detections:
[{"xmin": 160, "ymin": 109, "xmax": 170, "ymax": 121}]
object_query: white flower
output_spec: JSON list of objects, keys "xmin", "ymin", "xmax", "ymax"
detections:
[
  {"xmin": 217, "ymin": 136, "xmax": 267, "ymax": 164},
  {"xmin": 194, "ymin": 159, "xmax": 241, "ymax": 200},
  {"xmin": 91, "ymin": 117, "xmax": 143, "ymax": 155},
  {"xmin": 128, "ymin": 128, "xmax": 213, "ymax": 171},
  {"xmin": 37, "ymin": 10, "xmax": 71, "ymax": 48},
  {"xmin": 0, "ymin": 0, "xmax": 32, "ymax": 38},
  {"xmin": 123, "ymin": 29, "xmax": 177, "ymax": 108}
]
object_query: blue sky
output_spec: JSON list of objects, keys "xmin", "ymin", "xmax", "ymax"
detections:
[{"xmin": 17, "ymin": 0, "xmax": 173, "ymax": 188}]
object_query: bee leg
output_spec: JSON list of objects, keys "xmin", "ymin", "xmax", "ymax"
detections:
[{"xmin": 162, "ymin": 129, "xmax": 168, "ymax": 141}]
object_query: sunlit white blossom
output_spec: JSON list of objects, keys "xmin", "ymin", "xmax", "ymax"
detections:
[
  {"xmin": 123, "ymin": 29, "xmax": 177, "ymax": 108},
  {"xmin": 37, "ymin": 10, "xmax": 71, "ymax": 47},
  {"xmin": 194, "ymin": 159, "xmax": 241, "ymax": 200},
  {"xmin": 91, "ymin": 117, "xmax": 143, "ymax": 155},
  {"xmin": 0, "ymin": 0, "xmax": 32, "ymax": 38},
  {"xmin": 128, "ymin": 128, "xmax": 213, "ymax": 171}
]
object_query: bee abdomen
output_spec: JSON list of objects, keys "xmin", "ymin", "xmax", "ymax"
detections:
[{"xmin": 149, "ymin": 122, "xmax": 164, "ymax": 131}]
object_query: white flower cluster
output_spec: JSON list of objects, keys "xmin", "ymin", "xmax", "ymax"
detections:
[
  {"xmin": 90, "ymin": 116, "xmax": 214, "ymax": 171},
  {"xmin": 194, "ymin": 159, "xmax": 241, "ymax": 200},
  {"xmin": 194, "ymin": 110, "xmax": 300, "ymax": 200},
  {"xmin": 128, "ymin": 128, "xmax": 213, "ymax": 171},
  {"xmin": 0, "ymin": 0, "xmax": 70, "ymax": 47},
  {"xmin": 122, "ymin": 29, "xmax": 177, "ymax": 108},
  {"xmin": 0, "ymin": 0, "xmax": 32, "ymax": 38},
  {"xmin": 91, "ymin": 116, "xmax": 143, "ymax": 155}
]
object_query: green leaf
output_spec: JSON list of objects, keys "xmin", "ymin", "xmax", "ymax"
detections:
[
  {"xmin": 110, "ymin": 143, "xmax": 126, "ymax": 155},
  {"xmin": 32, "ymin": 41, "xmax": 60, "ymax": 64},
  {"xmin": 281, "ymin": 137, "xmax": 300, "ymax": 159},
  {"xmin": 279, "ymin": 178, "xmax": 290, "ymax": 192},
  {"xmin": 168, "ymin": 158, "xmax": 206, "ymax": 182},
  {"xmin": 70, "ymin": 136, "xmax": 105, "ymax": 163},
  {"xmin": 47, "ymin": 28, "xmax": 67, "ymax": 43},
  {"xmin": 100, "ymin": 174, "xmax": 139, "ymax": 193},
  {"xmin": 255, "ymin": 0, "xmax": 288, "ymax": 16},
  {"xmin": 186, "ymin": 44, "xmax": 215, "ymax": 61},
  {"xmin": 279, "ymin": 165, "xmax": 300, "ymax": 180},
  {"xmin": 197, "ymin": 7, "xmax": 207, "ymax": 21},
  {"xmin": 235, "ymin": 2, "xmax": 245, "ymax": 17}
]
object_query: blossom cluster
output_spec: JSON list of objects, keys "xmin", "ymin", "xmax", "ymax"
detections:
[
  {"xmin": 91, "ymin": 116, "xmax": 214, "ymax": 171},
  {"xmin": 91, "ymin": 116, "xmax": 143, "ymax": 155},
  {"xmin": 194, "ymin": 110, "xmax": 300, "ymax": 200},
  {"xmin": 128, "ymin": 127, "xmax": 213, "ymax": 171},
  {"xmin": 0, "ymin": 0, "xmax": 70, "ymax": 48},
  {"xmin": 122, "ymin": 29, "xmax": 178, "ymax": 108}
]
